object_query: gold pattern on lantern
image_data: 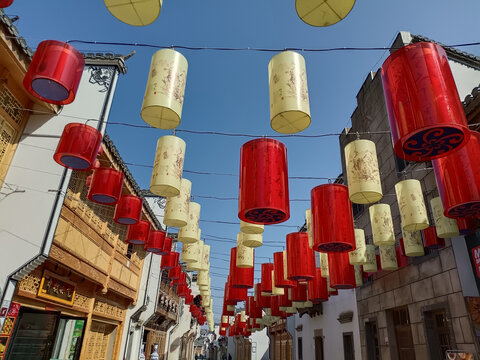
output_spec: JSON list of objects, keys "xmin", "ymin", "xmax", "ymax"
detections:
[
  {"xmin": 181, "ymin": 238, "xmax": 200, "ymax": 263},
  {"xmin": 295, "ymin": 0, "xmax": 356, "ymax": 27},
  {"xmin": 236, "ymin": 233, "xmax": 254, "ymax": 268},
  {"xmin": 320, "ymin": 252, "xmax": 329, "ymax": 278},
  {"xmin": 178, "ymin": 202, "xmax": 201, "ymax": 243},
  {"xmin": 201, "ymin": 244, "xmax": 210, "ymax": 271},
  {"xmin": 379, "ymin": 245, "xmax": 398, "ymax": 270},
  {"xmin": 431, "ymin": 197, "xmax": 460, "ymax": 238},
  {"xmin": 345, "ymin": 139, "xmax": 383, "ymax": 204},
  {"xmin": 354, "ymin": 265, "xmax": 363, "ymax": 287},
  {"xmin": 150, "ymin": 135, "xmax": 186, "ymax": 197},
  {"xmin": 272, "ymin": 270, "xmax": 285, "ymax": 295},
  {"xmin": 197, "ymin": 270, "xmax": 209, "ymax": 286},
  {"xmin": 187, "ymin": 240, "xmax": 204, "ymax": 271},
  {"xmin": 402, "ymin": 229, "xmax": 425, "ymax": 257},
  {"xmin": 164, "ymin": 178, "xmax": 191, "ymax": 227},
  {"xmin": 395, "ymin": 179, "xmax": 429, "ymax": 231},
  {"xmin": 141, "ymin": 49, "xmax": 188, "ymax": 129},
  {"xmin": 306, "ymin": 209, "xmax": 314, "ymax": 248},
  {"xmin": 268, "ymin": 51, "xmax": 311, "ymax": 134},
  {"xmin": 349, "ymin": 229, "xmax": 367, "ymax": 265},
  {"xmin": 104, "ymin": 0, "xmax": 162, "ymax": 26},
  {"xmin": 363, "ymin": 244, "xmax": 378, "ymax": 273},
  {"xmin": 240, "ymin": 220, "xmax": 264, "ymax": 235},
  {"xmin": 370, "ymin": 203, "xmax": 395, "ymax": 246}
]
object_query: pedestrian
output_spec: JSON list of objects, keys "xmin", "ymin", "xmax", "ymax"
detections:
[{"xmin": 228, "ymin": 354, "xmax": 232, "ymax": 360}]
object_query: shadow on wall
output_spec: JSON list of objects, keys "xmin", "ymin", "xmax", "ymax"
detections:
[{"xmin": 170, "ymin": 337, "xmax": 181, "ymax": 352}]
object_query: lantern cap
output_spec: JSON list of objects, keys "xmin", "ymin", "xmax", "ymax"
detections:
[
  {"xmin": 104, "ymin": 0, "xmax": 162, "ymax": 26},
  {"xmin": 295, "ymin": 0, "xmax": 356, "ymax": 27}
]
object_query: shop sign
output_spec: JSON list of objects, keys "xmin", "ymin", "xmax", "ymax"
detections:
[
  {"xmin": 37, "ymin": 270, "xmax": 76, "ymax": 306},
  {"xmin": 0, "ymin": 302, "xmax": 20, "ymax": 359}
]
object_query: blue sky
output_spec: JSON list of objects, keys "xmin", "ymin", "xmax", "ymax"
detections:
[{"xmin": 9, "ymin": 1, "xmax": 480, "ymax": 319}]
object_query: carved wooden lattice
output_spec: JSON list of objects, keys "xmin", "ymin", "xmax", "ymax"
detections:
[
  {"xmin": 84, "ymin": 321, "xmax": 116, "ymax": 360},
  {"xmin": 0, "ymin": 86, "xmax": 25, "ymax": 126}
]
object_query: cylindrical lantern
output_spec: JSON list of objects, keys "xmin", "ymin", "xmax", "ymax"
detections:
[
  {"xmin": 141, "ymin": 49, "xmax": 188, "ymax": 129},
  {"xmin": 87, "ymin": 168, "xmax": 124, "ymax": 205},
  {"xmin": 230, "ymin": 248, "xmax": 254, "ymax": 289},
  {"xmin": 164, "ymin": 178, "xmax": 191, "ymax": 227},
  {"xmin": 181, "ymin": 240, "xmax": 200, "ymax": 263},
  {"xmin": 126, "ymin": 220, "xmax": 151, "ymax": 245},
  {"xmin": 311, "ymin": 184, "xmax": 355, "ymax": 252},
  {"xmin": 178, "ymin": 202, "xmax": 201, "ymax": 244},
  {"xmin": 239, "ymin": 232, "xmax": 263, "ymax": 248},
  {"xmin": 457, "ymin": 217, "xmax": 477, "ymax": 236},
  {"xmin": 295, "ymin": 0, "xmax": 356, "ymax": 27},
  {"xmin": 273, "ymin": 252, "xmax": 294, "ymax": 288},
  {"xmin": 430, "ymin": 197, "xmax": 460, "ymax": 238},
  {"xmin": 396, "ymin": 245, "xmax": 408, "ymax": 268},
  {"xmin": 236, "ymin": 234, "xmax": 254, "ymax": 268},
  {"xmin": 327, "ymin": 278, "xmax": 338, "ymax": 296},
  {"xmin": 168, "ymin": 266, "xmax": 181, "ymax": 280},
  {"xmin": 328, "ymin": 252, "xmax": 356, "ymax": 289},
  {"xmin": 197, "ymin": 270, "xmax": 209, "ymax": 286},
  {"xmin": 200, "ymin": 244, "xmax": 210, "ymax": 271},
  {"xmin": 161, "ymin": 251, "xmax": 179, "ymax": 270},
  {"xmin": 187, "ymin": 241, "xmax": 204, "ymax": 271},
  {"xmin": 268, "ymin": 51, "xmax": 311, "ymax": 134},
  {"xmin": 320, "ymin": 253, "xmax": 329, "ymax": 278},
  {"xmin": 104, "ymin": 0, "xmax": 162, "ymax": 26},
  {"xmin": 24, "ymin": 40, "xmax": 85, "ymax": 105},
  {"xmin": 261, "ymin": 263, "xmax": 274, "ymax": 293},
  {"xmin": 344, "ymin": 139, "xmax": 383, "ymax": 204},
  {"xmin": 0, "ymin": 0, "xmax": 13, "ymax": 8},
  {"xmin": 395, "ymin": 179, "xmax": 429, "ymax": 231},
  {"xmin": 150, "ymin": 135, "xmax": 186, "ymax": 197},
  {"xmin": 308, "ymin": 268, "xmax": 328, "ymax": 302},
  {"xmin": 286, "ymin": 232, "xmax": 315, "ymax": 281},
  {"xmin": 279, "ymin": 292, "xmax": 292, "ymax": 311},
  {"xmin": 53, "ymin": 123, "xmax": 102, "ymax": 170},
  {"xmin": 432, "ymin": 132, "xmax": 480, "ymax": 218},
  {"xmin": 370, "ymin": 203, "xmax": 395, "ymax": 246},
  {"xmin": 349, "ymin": 229, "xmax": 367, "ymax": 265},
  {"xmin": 162, "ymin": 236, "xmax": 172, "ymax": 255},
  {"xmin": 240, "ymin": 221, "xmax": 264, "ymax": 235},
  {"xmin": 379, "ymin": 245, "xmax": 398, "ymax": 271},
  {"xmin": 422, "ymin": 226, "xmax": 445, "ymax": 250},
  {"xmin": 271, "ymin": 270, "xmax": 285, "ymax": 296},
  {"xmin": 363, "ymin": 245, "xmax": 378, "ymax": 273},
  {"xmin": 354, "ymin": 265, "xmax": 363, "ymax": 287},
  {"xmin": 238, "ymin": 138, "xmax": 290, "ymax": 224},
  {"xmin": 401, "ymin": 229, "xmax": 425, "ymax": 257},
  {"xmin": 381, "ymin": 42, "xmax": 469, "ymax": 161},
  {"xmin": 291, "ymin": 283, "xmax": 308, "ymax": 303},
  {"xmin": 145, "ymin": 230, "xmax": 166, "ymax": 254},
  {"xmin": 114, "ymin": 195, "xmax": 143, "ymax": 225},
  {"xmin": 306, "ymin": 209, "xmax": 313, "ymax": 248},
  {"xmin": 226, "ymin": 281, "xmax": 248, "ymax": 303}
]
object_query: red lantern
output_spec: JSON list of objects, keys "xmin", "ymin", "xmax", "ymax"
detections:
[
  {"xmin": 381, "ymin": 42, "xmax": 469, "ymax": 161},
  {"xmin": 311, "ymin": 184, "xmax": 355, "ymax": 252},
  {"xmin": 126, "ymin": 220, "xmax": 151, "ymax": 245},
  {"xmin": 308, "ymin": 268, "xmax": 328, "ymax": 303},
  {"xmin": 226, "ymin": 280, "xmax": 248, "ymax": 304},
  {"xmin": 422, "ymin": 226, "xmax": 445, "ymax": 250},
  {"xmin": 53, "ymin": 123, "xmax": 102, "ymax": 170},
  {"xmin": 168, "ymin": 265, "xmax": 182, "ymax": 280},
  {"xmin": 24, "ymin": 40, "xmax": 85, "ymax": 105},
  {"xmin": 270, "ymin": 296, "xmax": 282, "ymax": 317},
  {"xmin": 223, "ymin": 302, "xmax": 235, "ymax": 316},
  {"xmin": 432, "ymin": 132, "xmax": 480, "ymax": 218},
  {"xmin": 145, "ymin": 230, "xmax": 166, "ymax": 254},
  {"xmin": 219, "ymin": 328, "xmax": 227, "ymax": 336},
  {"xmin": 238, "ymin": 138, "xmax": 290, "ymax": 224},
  {"xmin": 396, "ymin": 245, "xmax": 408, "ymax": 268},
  {"xmin": 261, "ymin": 263, "xmax": 274, "ymax": 293},
  {"xmin": 161, "ymin": 251, "xmax": 179, "ymax": 269},
  {"xmin": 185, "ymin": 294, "xmax": 194, "ymax": 305},
  {"xmin": 87, "ymin": 167, "xmax": 124, "ymax": 205},
  {"xmin": 173, "ymin": 272, "xmax": 187, "ymax": 286},
  {"xmin": 457, "ymin": 217, "xmax": 477, "ymax": 236},
  {"xmin": 328, "ymin": 252, "xmax": 356, "ymax": 289},
  {"xmin": 291, "ymin": 283, "xmax": 308, "ymax": 302},
  {"xmin": 163, "ymin": 236, "xmax": 172, "ymax": 255},
  {"xmin": 279, "ymin": 292, "xmax": 292, "ymax": 310},
  {"xmin": 230, "ymin": 247, "xmax": 254, "ymax": 289},
  {"xmin": 274, "ymin": 252, "xmax": 295, "ymax": 288},
  {"xmin": 0, "ymin": 0, "xmax": 13, "ymax": 8},
  {"xmin": 177, "ymin": 284, "xmax": 188, "ymax": 296},
  {"xmin": 329, "ymin": 288, "xmax": 338, "ymax": 296},
  {"xmin": 114, "ymin": 195, "xmax": 143, "ymax": 225},
  {"xmin": 286, "ymin": 232, "xmax": 315, "ymax": 281}
]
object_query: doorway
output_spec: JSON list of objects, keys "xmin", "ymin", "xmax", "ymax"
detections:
[
  {"xmin": 314, "ymin": 335, "xmax": 324, "ymax": 360},
  {"xmin": 392, "ymin": 306, "xmax": 416, "ymax": 360},
  {"xmin": 424, "ymin": 308, "xmax": 453, "ymax": 359},
  {"xmin": 365, "ymin": 320, "xmax": 380, "ymax": 360}
]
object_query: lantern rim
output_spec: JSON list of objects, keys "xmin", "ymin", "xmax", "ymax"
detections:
[
  {"xmin": 104, "ymin": 0, "xmax": 162, "ymax": 26},
  {"xmin": 87, "ymin": 167, "xmax": 124, "ymax": 205},
  {"xmin": 295, "ymin": 0, "xmax": 356, "ymax": 27},
  {"xmin": 270, "ymin": 110, "xmax": 311, "ymax": 135}
]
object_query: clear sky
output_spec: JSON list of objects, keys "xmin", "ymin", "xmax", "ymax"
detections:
[{"xmin": 8, "ymin": 0, "xmax": 480, "ymax": 320}]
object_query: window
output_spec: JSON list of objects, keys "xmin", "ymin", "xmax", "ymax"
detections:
[
  {"xmin": 298, "ymin": 337, "xmax": 303, "ymax": 360},
  {"xmin": 365, "ymin": 320, "xmax": 380, "ymax": 360},
  {"xmin": 343, "ymin": 332, "xmax": 355, "ymax": 360},
  {"xmin": 424, "ymin": 308, "xmax": 453, "ymax": 360}
]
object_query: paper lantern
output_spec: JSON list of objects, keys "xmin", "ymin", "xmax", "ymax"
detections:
[
  {"xmin": 261, "ymin": 263, "xmax": 274, "ymax": 293},
  {"xmin": 164, "ymin": 178, "xmax": 191, "ymax": 227},
  {"xmin": 395, "ymin": 179, "xmax": 429, "ymax": 231},
  {"xmin": 363, "ymin": 245, "xmax": 378, "ymax": 273},
  {"xmin": 238, "ymin": 138, "xmax": 290, "ymax": 224},
  {"xmin": 240, "ymin": 221, "xmax": 264, "ymax": 235},
  {"xmin": 187, "ymin": 240, "xmax": 204, "ymax": 271},
  {"xmin": 0, "ymin": 0, "xmax": 13, "ymax": 8},
  {"xmin": 327, "ymin": 278, "xmax": 338, "ymax": 295},
  {"xmin": 114, "ymin": 195, "xmax": 143, "ymax": 225},
  {"xmin": 53, "ymin": 123, "xmax": 102, "ymax": 170},
  {"xmin": 178, "ymin": 202, "xmax": 201, "ymax": 244},
  {"xmin": 295, "ymin": 0, "xmax": 356, "ymax": 27},
  {"xmin": 286, "ymin": 232, "xmax": 315, "ymax": 281},
  {"xmin": 150, "ymin": 135, "xmax": 186, "ymax": 197},
  {"xmin": 168, "ymin": 266, "xmax": 182, "ymax": 280},
  {"xmin": 396, "ymin": 245, "xmax": 408, "ymax": 268},
  {"xmin": 162, "ymin": 236, "xmax": 172, "ymax": 255},
  {"xmin": 200, "ymin": 244, "xmax": 210, "ymax": 271},
  {"xmin": 279, "ymin": 291, "xmax": 293, "ymax": 311},
  {"xmin": 349, "ymin": 229, "xmax": 367, "ymax": 265},
  {"xmin": 161, "ymin": 251, "xmax": 179, "ymax": 270},
  {"xmin": 370, "ymin": 203, "xmax": 395, "ymax": 246},
  {"xmin": 104, "ymin": 0, "xmax": 162, "ymax": 26},
  {"xmin": 286, "ymin": 306, "xmax": 297, "ymax": 314},
  {"xmin": 271, "ymin": 270, "xmax": 285, "ymax": 296},
  {"xmin": 87, "ymin": 168, "xmax": 124, "ymax": 205},
  {"xmin": 320, "ymin": 253, "xmax": 329, "ymax": 278},
  {"xmin": 311, "ymin": 184, "xmax": 355, "ymax": 252},
  {"xmin": 226, "ymin": 280, "xmax": 248, "ymax": 303},
  {"xmin": 344, "ymin": 139, "xmax": 382, "ymax": 204},
  {"xmin": 432, "ymin": 132, "xmax": 480, "ymax": 218},
  {"xmin": 306, "ymin": 209, "xmax": 313, "ymax": 248},
  {"xmin": 236, "ymin": 234, "xmax": 254, "ymax": 268},
  {"xmin": 181, "ymin": 240, "xmax": 201, "ymax": 263},
  {"xmin": 328, "ymin": 252, "xmax": 356, "ymax": 289},
  {"xmin": 379, "ymin": 245, "xmax": 398, "ymax": 270},
  {"xmin": 354, "ymin": 265, "xmax": 363, "ymax": 287},
  {"xmin": 141, "ymin": 49, "xmax": 188, "ymax": 128},
  {"xmin": 430, "ymin": 197, "xmax": 459, "ymax": 238},
  {"xmin": 126, "ymin": 220, "xmax": 151, "ymax": 245},
  {"xmin": 230, "ymin": 247, "xmax": 254, "ymax": 289},
  {"xmin": 268, "ymin": 51, "xmax": 310, "ymax": 134},
  {"xmin": 400, "ymin": 229, "xmax": 425, "ymax": 257},
  {"xmin": 291, "ymin": 283, "xmax": 308, "ymax": 302},
  {"xmin": 381, "ymin": 42, "xmax": 469, "ymax": 161},
  {"xmin": 197, "ymin": 270, "xmax": 209, "ymax": 287},
  {"xmin": 239, "ymin": 232, "xmax": 263, "ymax": 248},
  {"xmin": 422, "ymin": 226, "xmax": 445, "ymax": 250},
  {"xmin": 308, "ymin": 268, "xmax": 328, "ymax": 302},
  {"xmin": 24, "ymin": 40, "xmax": 84, "ymax": 105},
  {"xmin": 145, "ymin": 230, "xmax": 166, "ymax": 254},
  {"xmin": 274, "ymin": 251, "xmax": 294, "ymax": 288},
  {"xmin": 457, "ymin": 218, "xmax": 477, "ymax": 236}
]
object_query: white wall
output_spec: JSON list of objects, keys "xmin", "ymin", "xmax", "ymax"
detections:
[
  {"xmin": 449, "ymin": 60, "xmax": 480, "ymax": 100},
  {"xmin": 250, "ymin": 328, "xmax": 269, "ymax": 360}
]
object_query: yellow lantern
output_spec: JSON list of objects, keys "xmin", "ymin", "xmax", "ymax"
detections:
[
  {"xmin": 369, "ymin": 203, "xmax": 395, "ymax": 246},
  {"xmin": 431, "ymin": 197, "xmax": 460, "ymax": 238},
  {"xmin": 272, "ymin": 270, "xmax": 285, "ymax": 296},
  {"xmin": 164, "ymin": 178, "xmax": 191, "ymax": 227},
  {"xmin": 197, "ymin": 270, "xmax": 209, "ymax": 286},
  {"xmin": 344, "ymin": 139, "xmax": 382, "ymax": 204},
  {"xmin": 354, "ymin": 265, "xmax": 363, "ymax": 287},
  {"xmin": 188, "ymin": 240, "xmax": 204, "ymax": 271},
  {"xmin": 395, "ymin": 179, "xmax": 429, "ymax": 231},
  {"xmin": 181, "ymin": 236, "xmax": 201, "ymax": 263},
  {"xmin": 178, "ymin": 202, "xmax": 201, "ymax": 244},
  {"xmin": 268, "ymin": 51, "xmax": 311, "ymax": 134},
  {"xmin": 240, "ymin": 220, "xmax": 264, "ymax": 235},
  {"xmin": 141, "ymin": 49, "xmax": 188, "ymax": 129},
  {"xmin": 327, "ymin": 278, "xmax": 336, "ymax": 293},
  {"xmin": 286, "ymin": 307, "xmax": 297, "ymax": 314},
  {"xmin": 379, "ymin": 245, "xmax": 398, "ymax": 270},
  {"xmin": 201, "ymin": 244, "xmax": 210, "ymax": 271},
  {"xmin": 203, "ymin": 295, "xmax": 211, "ymax": 307},
  {"xmin": 222, "ymin": 315, "xmax": 229, "ymax": 324},
  {"xmin": 320, "ymin": 252, "xmax": 329, "ymax": 278},
  {"xmin": 363, "ymin": 244, "xmax": 378, "ymax": 273},
  {"xmin": 306, "ymin": 209, "xmax": 314, "ymax": 248},
  {"xmin": 283, "ymin": 250, "xmax": 289, "ymax": 281},
  {"xmin": 304, "ymin": 301, "xmax": 313, "ymax": 308},
  {"xmin": 227, "ymin": 305, "xmax": 235, "ymax": 312},
  {"xmin": 240, "ymin": 232, "xmax": 263, "ymax": 248},
  {"xmin": 237, "ymin": 233, "xmax": 254, "ymax": 268},
  {"xmin": 150, "ymin": 135, "xmax": 186, "ymax": 197},
  {"xmin": 240, "ymin": 310, "xmax": 246, "ymax": 323},
  {"xmin": 402, "ymin": 229, "xmax": 425, "ymax": 257},
  {"xmin": 295, "ymin": 0, "xmax": 356, "ymax": 27},
  {"xmin": 349, "ymin": 229, "xmax": 367, "ymax": 265},
  {"xmin": 104, "ymin": 0, "xmax": 162, "ymax": 26}
]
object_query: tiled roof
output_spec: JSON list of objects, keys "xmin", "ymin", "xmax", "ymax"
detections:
[{"xmin": 463, "ymin": 85, "xmax": 480, "ymax": 116}]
